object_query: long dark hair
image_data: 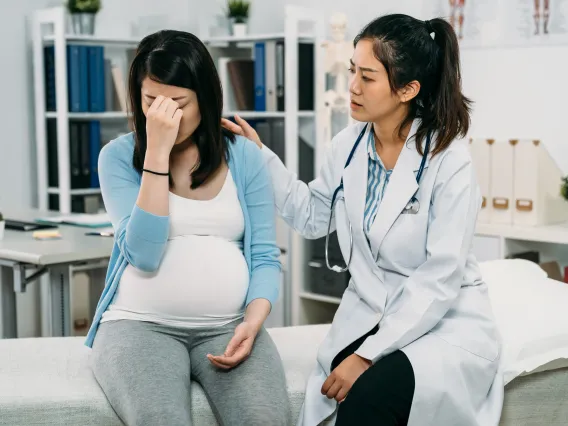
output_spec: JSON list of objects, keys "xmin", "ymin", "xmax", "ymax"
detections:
[
  {"xmin": 128, "ymin": 30, "xmax": 235, "ymax": 189},
  {"xmin": 354, "ymin": 14, "xmax": 472, "ymax": 155}
]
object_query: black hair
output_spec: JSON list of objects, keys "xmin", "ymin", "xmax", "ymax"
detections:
[
  {"xmin": 354, "ymin": 14, "xmax": 472, "ymax": 155},
  {"xmin": 128, "ymin": 30, "xmax": 235, "ymax": 189}
]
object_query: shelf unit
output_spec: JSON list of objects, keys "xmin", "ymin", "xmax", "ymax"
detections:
[
  {"xmin": 474, "ymin": 221, "xmax": 568, "ymax": 270},
  {"xmin": 297, "ymin": 220, "xmax": 568, "ymax": 324},
  {"xmin": 31, "ymin": 5, "xmax": 327, "ymax": 328}
]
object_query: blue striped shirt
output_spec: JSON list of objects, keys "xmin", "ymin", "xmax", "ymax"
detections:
[{"xmin": 364, "ymin": 130, "xmax": 392, "ymax": 235}]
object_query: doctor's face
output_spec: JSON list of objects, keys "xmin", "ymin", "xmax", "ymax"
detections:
[{"xmin": 348, "ymin": 39, "xmax": 403, "ymax": 123}]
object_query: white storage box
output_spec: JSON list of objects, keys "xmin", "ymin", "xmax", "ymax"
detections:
[{"xmin": 512, "ymin": 139, "xmax": 568, "ymax": 226}]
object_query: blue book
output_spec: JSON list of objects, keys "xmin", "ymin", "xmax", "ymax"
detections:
[
  {"xmin": 88, "ymin": 46, "xmax": 105, "ymax": 112},
  {"xmin": 89, "ymin": 120, "xmax": 101, "ymax": 188},
  {"xmin": 67, "ymin": 45, "xmax": 89, "ymax": 112},
  {"xmin": 254, "ymin": 42, "xmax": 266, "ymax": 111}
]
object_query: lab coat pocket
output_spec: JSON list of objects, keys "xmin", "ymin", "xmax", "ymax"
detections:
[{"xmin": 384, "ymin": 212, "xmax": 429, "ymax": 269}]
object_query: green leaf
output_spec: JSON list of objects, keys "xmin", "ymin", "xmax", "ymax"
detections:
[
  {"xmin": 67, "ymin": 0, "xmax": 101, "ymax": 14},
  {"xmin": 226, "ymin": 0, "xmax": 250, "ymax": 19}
]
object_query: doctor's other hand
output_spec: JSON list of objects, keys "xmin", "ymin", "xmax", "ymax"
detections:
[
  {"xmin": 321, "ymin": 354, "xmax": 372, "ymax": 403},
  {"xmin": 207, "ymin": 321, "xmax": 258, "ymax": 370},
  {"xmin": 221, "ymin": 115, "xmax": 263, "ymax": 149},
  {"xmin": 146, "ymin": 95, "xmax": 183, "ymax": 157}
]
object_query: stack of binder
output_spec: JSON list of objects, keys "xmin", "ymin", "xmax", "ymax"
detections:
[{"xmin": 470, "ymin": 138, "xmax": 568, "ymax": 226}]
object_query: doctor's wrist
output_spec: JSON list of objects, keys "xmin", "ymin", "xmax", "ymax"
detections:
[{"xmin": 355, "ymin": 353, "xmax": 372, "ymax": 367}]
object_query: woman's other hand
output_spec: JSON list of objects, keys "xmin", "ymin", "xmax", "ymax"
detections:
[
  {"xmin": 221, "ymin": 115, "xmax": 263, "ymax": 149},
  {"xmin": 207, "ymin": 321, "xmax": 259, "ymax": 369}
]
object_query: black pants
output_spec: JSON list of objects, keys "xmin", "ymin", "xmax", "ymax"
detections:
[{"xmin": 332, "ymin": 325, "xmax": 415, "ymax": 426}]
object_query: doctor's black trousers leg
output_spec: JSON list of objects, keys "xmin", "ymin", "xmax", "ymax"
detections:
[{"xmin": 332, "ymin": 325, "xmax": 416, "ymax": 426}]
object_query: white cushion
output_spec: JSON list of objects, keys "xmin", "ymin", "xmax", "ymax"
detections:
[{"xmin": 481, "ymin": 259, "xmax": 568, "ymax": 384}]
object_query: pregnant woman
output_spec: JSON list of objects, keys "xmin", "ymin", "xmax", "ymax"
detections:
[{"xmin": 84, "ymin": 30, "xmax": 290, "ymax": 426}]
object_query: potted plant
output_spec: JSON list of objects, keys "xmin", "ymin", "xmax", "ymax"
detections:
[
  {"xmin": 561, "ymin": 176, "xmax": 568, "ymax": 201},
  {"xmin": 67, "ymin": 0, "xmax": 102, "ymax": 35},
  {"xmin": 0, "ymin": 212, "xmax": 4, "ymax": 241},
  {"xmin": 226, "ymin": 0, "xmax": 250, "ymax": 37}
]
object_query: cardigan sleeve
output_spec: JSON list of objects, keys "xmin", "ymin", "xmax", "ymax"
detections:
[
  {"xmin": 240, "ymin": 138, "xmax": 282, "ymax": 308},
  {"xmin": 98, "ymin": 138, "xmax": 169, "ymax": 272}
]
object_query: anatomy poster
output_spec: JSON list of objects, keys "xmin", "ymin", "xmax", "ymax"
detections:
[
  {"xmin": 502, "ymin": 0, "xmax": 568, "ymax": 45},
  {"xmin": 423, "ymin": 0, "xmax": 503, "ymax": 48}
]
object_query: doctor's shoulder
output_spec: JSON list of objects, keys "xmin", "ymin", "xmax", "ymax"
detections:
[
  {"xmin": 432, "ymin": 136, "xmax": 473, "ymax": 170},
  {"xmin": 327, "ymin": 122, "xmax": 368, "ymax": 163},
  {"xmin": 429, "ymin": 136, "xmax": 478, "ymax": 191}
]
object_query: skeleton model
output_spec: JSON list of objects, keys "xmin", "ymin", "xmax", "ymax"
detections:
[
  {"xmin": 534, "ymin": 0, "xmax": 550, "ymax": 35},
  {"xmin": 449, "ymin": 0, "xmax": 465, "ymax": 40},
  {"xmin": 320, "ymin": 13, "xmax": 354, "ymax": 148}
]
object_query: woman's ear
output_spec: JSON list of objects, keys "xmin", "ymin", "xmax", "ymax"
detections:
[{"xmin": 398, "ymin": 80, "xmax": 421, "ymax": 103}]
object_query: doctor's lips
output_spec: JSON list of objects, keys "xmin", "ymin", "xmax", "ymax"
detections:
[{"xmin": 350, "ymin": 99, "xmax": 363, "ymax": 109}]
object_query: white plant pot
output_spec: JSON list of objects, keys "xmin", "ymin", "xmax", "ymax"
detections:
[
  {"xmin": 71, "ymin": 13, "xmax": 96, "ymax": 35},
  {"xmin": 0, "ymin": 220, "xmax": 4, "ymax": 241},
  {"xmin": 232, "ymin": 23, "xmax": 248, "ymax": 37}
]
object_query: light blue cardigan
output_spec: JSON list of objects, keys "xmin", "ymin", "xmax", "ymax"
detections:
[{"xmin": 85, "ymin": 133, "xmax": 281, "ymax": 347}]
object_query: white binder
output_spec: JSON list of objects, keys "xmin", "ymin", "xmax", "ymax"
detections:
[
  {"xmin": 264, "ymin": 41, "xmax": 277, "ymax": 111},
  {"xmin": 469, "ymin": 138, "xmax": 493, "ymax": 223},
  {"xmin": 512, "ymin": 139, "xmax": 568, "ymax": 226},
  {"xmin": 490, "ymin": 140, "xmax": 514, "ymax": 224}
]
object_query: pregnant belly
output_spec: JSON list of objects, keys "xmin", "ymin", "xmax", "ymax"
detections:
[{"xmin": 114, "ymin": 236, "xmax": 250, "ymax": 318}]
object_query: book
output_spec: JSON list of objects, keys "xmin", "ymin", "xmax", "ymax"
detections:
[{"xmin": 35, "ymin": 213, "xmax": 111, "ymax": 228}]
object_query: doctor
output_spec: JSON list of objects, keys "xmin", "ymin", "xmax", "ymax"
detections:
[{"xmin": 223, "ymin": 13, "xmax": 503, "ymax": 426}]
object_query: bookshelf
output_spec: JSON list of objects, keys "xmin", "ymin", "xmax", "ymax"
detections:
[{"xmin": 31, "ymin": 5, "xmax": 327, "ymax": 328}]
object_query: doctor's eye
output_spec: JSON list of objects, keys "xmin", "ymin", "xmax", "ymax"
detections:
[{"xmin": 348, "ymin": 66, "xmax": 355, "ymax": 74}]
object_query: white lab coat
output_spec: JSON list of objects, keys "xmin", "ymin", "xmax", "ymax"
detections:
[{"xmin": 261, "ymin": 119, "xmax": 504, "ymax": 426}]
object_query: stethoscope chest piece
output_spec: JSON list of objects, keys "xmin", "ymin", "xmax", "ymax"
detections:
[{"xmin": 403, "ymin": 196, "xmax": 420, "ymax": 214}]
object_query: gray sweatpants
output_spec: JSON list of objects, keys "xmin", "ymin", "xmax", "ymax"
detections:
[{"xmin": 90, "ymin": 319, "xmax": 291, "ymax": 426}]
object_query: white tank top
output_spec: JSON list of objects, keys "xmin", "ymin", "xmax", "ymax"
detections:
[{"xmin": 101, "ymin": 170, "xmax": 249, "ymax": 328}]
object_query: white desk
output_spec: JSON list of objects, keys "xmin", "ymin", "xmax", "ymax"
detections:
[{"xmin": 0, "ymin": 209, "xmax": 113, "ymax": 338}]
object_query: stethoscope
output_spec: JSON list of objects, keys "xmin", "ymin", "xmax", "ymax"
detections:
[{"xmin": 325, "ymin": 123, "xmax": 432, "ymax": 273}]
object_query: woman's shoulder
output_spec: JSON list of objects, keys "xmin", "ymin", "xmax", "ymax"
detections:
[
  {"xmin": 98, "ymin": 132, "xmax": 137, "ymax": 174},
  {"xmin": 100, "ymin": 132, "xmax": 135, "ymax": 160},
  {"xmin": 227, "ymin": 134, "xmax": 264, "ymax": 167}
]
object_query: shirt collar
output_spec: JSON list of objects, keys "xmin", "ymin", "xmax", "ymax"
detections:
[{"xmin": 367, "ymin": 130, "xmax": 378, "ymax": 161}]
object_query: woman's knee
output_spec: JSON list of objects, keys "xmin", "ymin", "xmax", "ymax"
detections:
[{"xmin": 237, "ymin": 401, "xmax": 291, "ymax": 426}]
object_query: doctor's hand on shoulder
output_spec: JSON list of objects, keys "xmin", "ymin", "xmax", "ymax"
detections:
[
  {"xmin": 321, "ymin": 354, "xmax": 372, "ymax": 403},
  {"xmin": 222, "ymin": 115, "xmax": 262, "ymax": 149}
]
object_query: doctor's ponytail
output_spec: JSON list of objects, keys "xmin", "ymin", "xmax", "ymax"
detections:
[
  {"xmin": 354, "ymin": 14, "xmax": 472, "ymax": 156},
  {"xmin": 425, "ymin": 18, "xmax": 472, "ymax": 155}
]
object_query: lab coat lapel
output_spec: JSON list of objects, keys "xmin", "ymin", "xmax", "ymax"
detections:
[
  {"xmin": 367, "ymin": 127, "xmax": 425, "ymax": 260},
  {"xmin": 342, "ymin": 126, "xmax": 370, "ymax": 233}
]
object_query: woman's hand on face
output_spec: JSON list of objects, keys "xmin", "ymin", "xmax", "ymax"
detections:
[
  {"xmin": 145, "ymin": 95, "xmax": 184, "ymax": 158},
  {"xmin": 221, "ymin": 115, "xmax": 263, "ymax": 149},
  {"xmin": 207, "ymin": 321, "xmax": 259, "ymax": 369}
]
